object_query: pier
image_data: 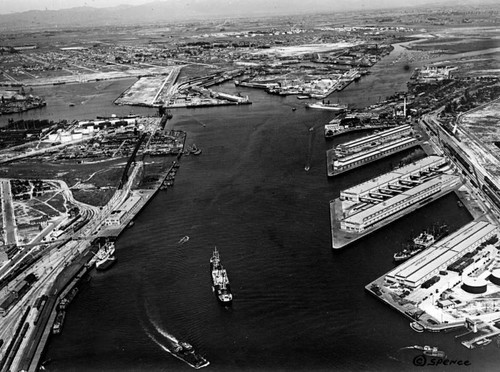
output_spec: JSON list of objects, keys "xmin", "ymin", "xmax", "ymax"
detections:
[
  {"xmin": 327, "ymin": 137, "xmax": 419, "ymax": 177},
  {"xmin": 330, "ymin": 156, "xmax": 461, "ymax": 248}
]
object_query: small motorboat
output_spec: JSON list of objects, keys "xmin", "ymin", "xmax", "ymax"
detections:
[{"xmin": 178, "ymin": 236, "xmax": 190, "ymax": 244}]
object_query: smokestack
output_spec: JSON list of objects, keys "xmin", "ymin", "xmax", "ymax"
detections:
[{"xmin": 403, "ymin": 96, "xmax": 407, "ymax": 117}]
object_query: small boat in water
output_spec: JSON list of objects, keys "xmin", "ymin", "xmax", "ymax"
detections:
[
  {"xmin": 169, "ymin": 340, "xmax": 210, "ymax": 369},
  {"xmin": 476, "ymin": 338, "xmax": 492, "ymax": 347},
  {"xmin": 178, "ymin": 236, "xmax": 190, "ymax": 244},
  {"xmin": 422, "ymin": 345, "xmax": 445, "ymax": 358},
  {"xmin": 191, "ymin": 144, "xmax": 202, "ymax": 156},
  {"xmin": 410, "ymin": 322, "xmax": 424, "ymax": 333}
]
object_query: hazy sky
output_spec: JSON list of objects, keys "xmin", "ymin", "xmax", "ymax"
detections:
[
  {"xmin": 0, "ymin": 0, "xmax": 488, "ymax": 15},
  {"xmin": 0, "ymin": 0, "xmax": 153, "ymax": 13}
]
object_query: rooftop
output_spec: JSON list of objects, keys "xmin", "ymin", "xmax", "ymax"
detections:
[
  {"xmin": 339, "ymin": 124, "xmax": 411, "ymax": 149},
  {"xmin": 344, "ymin": 174, "xmax": 456, "ymax": 224},
  {"xmin": 342, "ymin": 155, "xmax": 445, "ymax": 196},
  {"xmin": 389, "ymin": 221, "xmax": 496, "ymax": 284},
  {"xmin": 335, "ymin": 137, "xmax": 418, "ymax": 167}
]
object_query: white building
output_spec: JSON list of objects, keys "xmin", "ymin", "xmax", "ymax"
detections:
[
  {"xmin": 340, "ymin": 174, "xmax": 458, "ymax": 232},
  {"xmin": 385, "ymin": 221, "xmax": 498, "ymax": 288},
  {"xmin": 104, "ymin": 196, "xmax": 141, "ymax": 226},
  {"xmin": 341, "ymin": 155, "xmax": 447, "ymax": 202}
]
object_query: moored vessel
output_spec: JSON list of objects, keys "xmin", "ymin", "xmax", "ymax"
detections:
[
  {"xmin": 413, "ymin": 223, "xmax": 448, "ymax": 248},
  {"xmin": 210, "ymin": 247, "xmax": 233, "ymax": 304},
  {"xmin": 305, "ymin": 101, "xmax": 347, "ymax": 111},
  {"xmin": 410, "ymin": 322, "xmax": 425, "ymax": 333},
  {"xmin": 394, "ymin": 224, "xmax": 449, "ymax": 262},
  {"xmin": 52, "ymin": 311, "xmax": 66, "ymax": 334},
  {"xmin": 476, "ymin": 338, "xmax": 492, "ymax": 347},
  {"xmin": 95, "ymin": 241, "xmax": 116, "ymax": 270}
]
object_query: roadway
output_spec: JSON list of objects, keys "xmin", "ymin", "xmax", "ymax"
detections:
[{"xmin": 1, "ymin": 179, "xmax": 17, "ymax": 245}]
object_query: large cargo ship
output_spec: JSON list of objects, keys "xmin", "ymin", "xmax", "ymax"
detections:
[
  {"xmin": 169, "ymin": 340, "xmax": 210, "ymax": 369},
  {"xmin": 95, "ymin": 241, "xmax": 116, "ymax": 270},
  {"xmin": 210, "ymin": 247, "xmax": 233, "ymax": 304},
  {"xmin": 393, "ymin": 224, "xmax": 449, "ymax": 262},
  {"xmin": 306, "ymin": 101, "xmax": 347, "ymax": 111}
]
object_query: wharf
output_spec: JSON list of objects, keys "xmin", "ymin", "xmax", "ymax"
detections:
[
  {"xmin": 364, "ymin": 274, "xmax": 467, "ymax": 333},
  {"xmin": 97, "ymin": 188, "xmax": 156, "ymax": 238},
  {"xmin": 325, "ymin": 125, "xmax": 395, "ymax": 139},
  {"xmin": 326, "ymin": 138, "xmax": 419, "ymax": 177},
  {"xmin": 19, "ymin": 148, "xmax": 185, "ymax": 371},
  {"xmin": 330, "ymin": 185, "xmax": 461, "ymax": 249},
  {"xmin": 362, "ymin": 183, "xmax": 498, "ymax": 339},
  {"xmin": 22, "ymin": 251, "xmax": 94, "ymax": 372},
  {"xmin": 166, "ymin": 101, "xmax": 251, "ymax": 109}
]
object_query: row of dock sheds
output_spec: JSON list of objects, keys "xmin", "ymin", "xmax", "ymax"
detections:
[
  {"xmin": 338, "ymin": 155, "xmax": 458, "ymax": 233},
  {"xmin": 385, "ymin": 220, "xmax": 498, "ymax": 289},
  {"xmin": 327, "ymin": 124, "xmax": 418, "ymax": 176}
]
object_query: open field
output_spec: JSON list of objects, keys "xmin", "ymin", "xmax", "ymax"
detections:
[{"xmin": 0, "ymin": 158, "xmax": 126, "ymax": 206}]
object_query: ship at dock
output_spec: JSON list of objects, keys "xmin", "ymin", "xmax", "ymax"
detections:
[
  {"xmin": 52, "ymin": 311, "xmax": 66, "ymax": 334},
  {"xmin": 393, "ymin": 224, "xmax": 448, "ymax": 263},
  {"xmin": 168, "ymin": 340, "xmax": 210, "ymax": 369},
  {"xmin": 95, "ymin": 241, "xmax": 116, "ymax": 270},
  {"xmin": 210, "ymin": 247, "xmax": 233, "ymax": 304},
  {"xmin": 306, "ymin": 101, "xmax": 347, "ymax": 111}
]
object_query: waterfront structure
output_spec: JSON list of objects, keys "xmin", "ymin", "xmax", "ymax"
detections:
[
  {"xmin": 335, "ymin": 124, "xmax": 412, "ymax": 156},
  {"xmin": 104, "ymin": 196, "xmax": 141, "ymax": 226},
  {"xmin": 385, "ymin": 221, "xmax": 498, "ymax": 288},
  {"xmin": 340, "ymin": 155, "xmax": 447, "ymax": 203},
  {"xmin": 340, "ymin": 174, "xmax": 458, "ymax": 233},
  {"xmin": 327, "ymin": 137, "xmax": 418, "ymax": 176}
]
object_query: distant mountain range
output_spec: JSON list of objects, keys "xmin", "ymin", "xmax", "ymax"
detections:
[{"xmin": 0, "ymin": 0, "xmax": 497, "ymax": 30}]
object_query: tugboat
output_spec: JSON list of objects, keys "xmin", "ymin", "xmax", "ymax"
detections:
[
  {"xmin": 95, "ymin": 241, "xmax": 116, "ymax": 270},
  {"xmin": 394, "ymin": 246, "xmax": 423, "ymax": 262},
  {"xmin": 170, "ymin": 340, "xmax": 210, "ymax": 369},
  {"xmin": 210, "ymin": 247, "xmax": 233, "ymax": 304},
  {"xmin": 422, "ymin": 345, "xmax": 446, "ymax": 358}
]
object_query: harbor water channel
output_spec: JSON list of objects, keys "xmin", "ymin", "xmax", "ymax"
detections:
[{"xmin": 5, "ymin": 43, "xmax": 500, "ymax": 370}]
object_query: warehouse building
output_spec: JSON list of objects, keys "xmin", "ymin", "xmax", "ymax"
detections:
[
  {"xmin": 336, "ymin": 125, "xmax": 412, "ymax": 156},
  {"xmin": 385, "ymin": 221, "xmax": 498, "ymax": 288},
  {"xmin": 340, "ymin": 174, "xmax": 458, "ymax": 232},
  {"xmin": 340, "ymin": 155, "xmax": 447, "ymax": 202}
]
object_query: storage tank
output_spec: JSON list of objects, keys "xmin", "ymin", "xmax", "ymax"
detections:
[
  {"xmin": 462, "ymin": 277, "xmax": 487, "ymax": 294},
  {"xmin": 490, "ymin": 269, "xmax": 500, "ymax": 286}
]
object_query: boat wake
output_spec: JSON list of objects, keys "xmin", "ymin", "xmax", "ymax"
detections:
[
  {"xmin": 143, "ymin": 298, "xmax": 179, "ymax": 344},
  {"xmin": 304, "ymin": 124, "xmax": 316, "ymax": 172}
]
